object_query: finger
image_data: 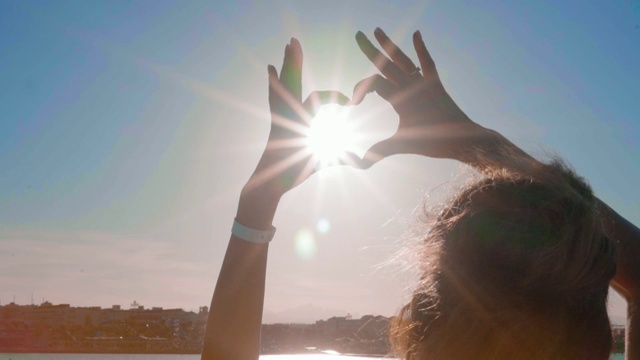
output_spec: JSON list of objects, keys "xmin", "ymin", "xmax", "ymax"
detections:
[
  {"xmin": 413, "ymin": 31, "xmax": 438, "ymax": 80},
  {"xmin": 358, "ymin": 139, "xmax": 401, "ymax": 169},
  {"xmin": 267, "ymin": 64, "xmax": 279, "ymax": 103},
  {"xmin": 267, "ymin": 65, "xmax": 306, "ymax": 133},
  {"xmin": 279, "ymin": 44, "xmax": 290, "ymax": 82},
  {"xmin": 337, "ymin": 151, "xmax": 371, "ymax": 170},
  {"xmin": 269, "ymin": 63, "xmax": 299, "ymax": 111},
  {"xmin": 271, "ymin": 44, "xmax": 305, "ymax": 121},
  {"xmin": 356, "ymin": 31, "xmax": 408, "ymax": 86},
  {"xmin": 292, "ymin": 156, "xmax": 318, "ymax": 188},
  {"xmin": 352, "ymin": 74, "xmax": 397, "ymax": 105},
  {"xmin": 340, "ymin": 139, "xmax": 399, "ymax": 170},
  {"xmin": 374, "ymin": 28, "xmax": 418, "ymax": 74},
  {"xmin": 302, "ymin": 90, "xmax": 350, "ymax": 117},
  {"xmin": 280, "ymin": 38, "xmax": 303, "ymax": 100}
]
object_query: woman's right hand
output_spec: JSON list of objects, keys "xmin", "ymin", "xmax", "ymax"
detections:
[{"xmin": 351, "ymin": 28, "xmax": 492, "ymax": 168}]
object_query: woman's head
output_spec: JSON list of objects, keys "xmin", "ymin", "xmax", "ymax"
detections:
[{"xmin": 392, "ymin": 162, "xmax": 617, "ymax": 359}]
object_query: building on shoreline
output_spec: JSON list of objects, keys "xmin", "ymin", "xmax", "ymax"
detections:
[{"xmin": 0, "ymin": 301, "xmax": 207, "ymax": 353}]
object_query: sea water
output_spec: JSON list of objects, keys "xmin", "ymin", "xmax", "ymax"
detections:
[
  {"xmin": 0, "ymin": 355, "xmax": 387, "ymax": 360},
  {"xmin": 0, "ymin": 354, "xmax": 625, "ymax": 360}
]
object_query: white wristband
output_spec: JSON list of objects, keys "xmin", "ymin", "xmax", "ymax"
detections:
[{"xmin": 232, "ymin": 219, "xmax": 276, "ymax": 244}]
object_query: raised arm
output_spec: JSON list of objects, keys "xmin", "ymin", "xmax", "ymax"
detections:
[
  {"xmin": 602, "ymin": 202, "xmax": 640, "ymax": 359},
  {"xmin": 201, "ymin": 38, "xmax": 349, "ymax": 360},
  {"xmin": 352, "ymin": 28, "xmax": 640, "ymax": 358}
]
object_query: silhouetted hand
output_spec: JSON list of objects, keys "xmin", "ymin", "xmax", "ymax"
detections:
[
  {"xmin": 351, "ymin": 28, "xmax": 490, "ymax": 168},
  {"xmin": 245, "ymin": 38, "xmax": 351, "ymax": 199}
]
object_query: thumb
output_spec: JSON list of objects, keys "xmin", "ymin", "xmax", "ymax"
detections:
[
  {"xmin": 351, "ymin": 74, "xmax": 397, "ymax": 105},
  {"xmin": 349, "ymin": 138, "xmax": 400, "ymax": 169}
]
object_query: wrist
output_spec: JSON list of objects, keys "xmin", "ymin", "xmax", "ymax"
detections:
[
  {"xmin": 459, "ymin": 127, "xmax": 539, "ymax": 175},
  {"xmin": 236, "ymin": 183, "xmax": 281, "ymax": 230},
  {"xmin": 453, "ymin": 126, "xmax": 499, "ymax": 165}
]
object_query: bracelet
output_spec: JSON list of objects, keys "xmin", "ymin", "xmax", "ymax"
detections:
[{"xmin": 231, "ymin": 219, "xmax": 276, "ymax": 244}]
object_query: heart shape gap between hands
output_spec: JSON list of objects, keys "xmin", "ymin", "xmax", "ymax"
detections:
[{"xmin": 307, "ymin": 97, "xmax": 398, "ymax": 169}]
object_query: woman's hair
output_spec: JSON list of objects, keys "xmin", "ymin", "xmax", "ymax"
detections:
[{"xmin": 391, "ymin": 161, "xmax": 617, "ymax": 360}]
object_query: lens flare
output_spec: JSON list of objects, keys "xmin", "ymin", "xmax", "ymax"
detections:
[
  {"xmin": 306, "ymin": 105, "xmax": 358, "ymax": 167},
  {"xmin": 294, "ymin": 228, "xmax": 317, "ymax": 260},
  {"xmin": 316, "ymin": 218, "xmax": 331, "ymax": 234}
]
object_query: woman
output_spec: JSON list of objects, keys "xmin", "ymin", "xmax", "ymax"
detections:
[{"xmin": 200, "ymin": 29, "xmax": 640, "ymax": 359}]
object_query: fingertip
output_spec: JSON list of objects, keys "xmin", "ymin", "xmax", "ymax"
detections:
[
  {"xmin": 344, "ymin": 96, "xmax": 359, "ymax": 106},
  {"xmin": 356, "ymin": 31, "xmax": 366, "ymax": 40},
  {"xmin": 350, "ymin": 88, "xmax": 364, "ymax": 105},
  {"xmin": 339, "ymin": 152, "xmax": 368, "ymax": 170},
  {"xmin": 267, "ymin": 64, "xmax": 277, "ymax": 76},
  {"xmin": 415, "ymin": 30, "xmax": 422, "ymax": 40},
  {"xmin": 337, "ymin": 94, "xmax": 350, "ymax": 105},
  {"xmin": 352, "ymin": 78, "xmax": 372, "ymax": 104},
  {"xmin": 350, "ymin": 153, "xmax": 375, "ymax": 170},
  {"xmin": 349, "ymin": 90, "xmax": 363, "ymax": 105},
  {"xmin": 360, "ymin": 160, "xmax": 374, "ymax": 170}
]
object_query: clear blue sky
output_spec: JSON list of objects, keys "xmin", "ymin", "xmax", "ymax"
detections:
[{"xmin": 1, "ymin": 0, "xmax": 638, "ymax": 323}]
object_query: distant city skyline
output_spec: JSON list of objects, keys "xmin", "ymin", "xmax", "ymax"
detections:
[
  {"xmin": 0, "ymin": 300, "xmax": 389, "ymax": 327},
  {"xmin": 0, "ymin": 297, "xmax": 370, "ymax": 324},
  {"xmin": 0, "ymin": 298, "xmax": 628, "ymax": 327}
]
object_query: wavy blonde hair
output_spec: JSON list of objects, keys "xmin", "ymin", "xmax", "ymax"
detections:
[{"xmin": 391, "ymin": 162, "xmax": 616, "ymax": 359}]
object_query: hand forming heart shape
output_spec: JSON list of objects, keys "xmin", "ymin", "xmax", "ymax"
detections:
[{"xmin": 349, "ymin": 28, "xmax": 490, "ymax": 170}]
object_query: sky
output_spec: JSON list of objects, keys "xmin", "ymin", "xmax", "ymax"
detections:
[{"xmin": 1, "ymin": 0, "xmax": 638, "ymax": 324}]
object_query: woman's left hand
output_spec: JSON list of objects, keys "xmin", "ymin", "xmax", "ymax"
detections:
[{"xmin": 239, "ymin": 38, "xmax": 351, "ymax": 227}]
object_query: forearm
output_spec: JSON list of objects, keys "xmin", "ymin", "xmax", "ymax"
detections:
[
  {"xmin": 201, "ymin": 187, "xmax": 279, "ymax": 360},
  {"xmin": 202, "ymin": 238, "xmax": 268, "ymax": 360},
  {"xmin": 457, "ymin": 126, "xmax": 543, "ymax": 176},
  {"xmin": 599, "ymin": 201, "xmax": 640, "ymax": 301},
  {"xmin": 597, "ymin": 202, "xmax": 640, "ymax": 359},
  {"xmin": 628, "ymin": 301, "xmax": 640, "ymax": 360}
]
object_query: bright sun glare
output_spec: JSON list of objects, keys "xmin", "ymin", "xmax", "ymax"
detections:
[{"xmin": 306, "ymin": 105, "xmax": 358, "ymax": 167}]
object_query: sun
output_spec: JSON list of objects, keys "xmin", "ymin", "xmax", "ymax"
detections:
[{"xmin": 305, "ymin": 105, "xmax": 358, "ymax": 167}]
